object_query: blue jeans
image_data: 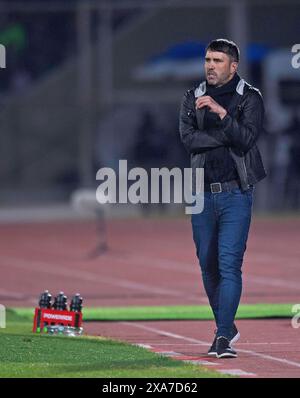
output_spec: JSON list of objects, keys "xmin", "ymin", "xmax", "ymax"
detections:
[{"xmin": 191, "ymin": 186, "xmax": 253, "ymax": 339}]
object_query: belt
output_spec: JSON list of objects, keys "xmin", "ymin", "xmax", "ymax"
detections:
[{"xmin": 204, "ymin": 179, "xmax": 240, "ymax": 193}]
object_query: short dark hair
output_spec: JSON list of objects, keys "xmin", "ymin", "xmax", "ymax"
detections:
[{"xmin": 206, "ymin": 39, "xmax": 240, "ymax": 62}]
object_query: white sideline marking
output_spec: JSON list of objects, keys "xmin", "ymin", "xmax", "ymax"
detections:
[
  {"xmin": 219, "ymin": 369, "xmax": 256, "ymax": 376},
  {"xmin": 122, "ymin": 322, "xmax": 300, "ymax": 370},
  {"xmin": 183, "ymin": 360, "xmax": 219, "ymax": 366},
  {"xmin": 153, "ymin": 351, "xmax": 182, "ymax": 357},
  {"xmin": 135, "ymin": 344, "xmax": 219, "ymax": 367},
  {"xmin": 135, "ymin": 344, "xmax": 219, "ymax": 366},
  {"xmin": 135, "ymin": 344, "xmax": 152, "ymax": 349}
]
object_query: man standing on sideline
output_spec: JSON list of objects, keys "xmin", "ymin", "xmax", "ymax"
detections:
[{"xmin": 179, "ymin": 39, "xmax": 266, "ymax": 358}]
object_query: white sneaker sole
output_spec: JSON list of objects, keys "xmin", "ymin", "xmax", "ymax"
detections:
[
  {"xmin": 207, "ymin": 351, "xmax": 217, "ymax": 357},
  {"xmin": 217, "ymin": 351, "xmax": 237, "ymax": 359}
]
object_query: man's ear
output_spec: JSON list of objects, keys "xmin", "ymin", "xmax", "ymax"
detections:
[{"xmin": 231, "ymin": 61, "xmax": 238, "ymax": 74}]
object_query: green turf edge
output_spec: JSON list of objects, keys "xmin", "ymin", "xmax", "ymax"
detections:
[
  {"xmin": 0, "ymin": 334, "xmax": 226, "ymax": 378},
  {"xmin": 0, "ymin": 320, "xmax": 227, "ymax": 378},
  {"xmin": 10, "ymin": 303, "xmax": 295, "ymax": 322}
]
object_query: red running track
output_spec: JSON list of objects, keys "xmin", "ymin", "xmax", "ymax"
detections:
[
  {"xmin": 0, "ymin": 216, "xmax": 300, "ymax": 377},
  {"xmin": 86, "ymin": 319, "xmax": 300, "ymax": 378}
]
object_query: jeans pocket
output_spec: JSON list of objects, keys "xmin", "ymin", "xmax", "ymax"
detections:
[
  {"xmin": 231, "ymin": 188, "xmax": 241, "ymax": 194},
  {"xmin": 231, "ymin": 186, "xmax": 253, "ymax": 206}
]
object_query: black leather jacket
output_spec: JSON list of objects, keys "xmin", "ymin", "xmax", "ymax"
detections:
[{"xmin": 179, "ymin": 78, "xmax": 267, "ymax": 192}]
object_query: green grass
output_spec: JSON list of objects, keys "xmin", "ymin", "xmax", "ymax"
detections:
[
  {"xmin": 3, "ymin": 302, "xmax": 291, "ymax": 378},
  {"xmin": 0, "ymin": 310, "xmax": 225, "ymax": 378},
  {"xmin": 12, "ymin": 303, "xmax": 294, "ymax": 322}
]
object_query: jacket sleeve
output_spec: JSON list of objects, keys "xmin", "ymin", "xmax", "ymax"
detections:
[
  {"xmin": 179, "ymin": 90, "xmax": 229, "ymax": 154},
  {"xmin": 218, "ymin": 89, "xmax": 264, "ymax": 153}
]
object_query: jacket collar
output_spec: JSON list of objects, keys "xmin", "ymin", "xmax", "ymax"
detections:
[{"xmin": 194, "ymin": 77, "xmax": 246, "ymax": 98}]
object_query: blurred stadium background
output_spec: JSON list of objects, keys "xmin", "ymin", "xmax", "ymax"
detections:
[
  {"xmin": 0, "ymin": 0, "xmax": 299, "ymax": 219},
  {"xmin": 1, "ymin": 2, "xmax": 300, "ymax": 378}
]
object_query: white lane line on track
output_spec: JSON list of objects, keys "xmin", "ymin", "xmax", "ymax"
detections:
[
  {"xmin": 1, "ymin": 248, "xmax": 299, "ymax": 294},
  {"xmin": 135, "ymin": 342, "xmax": 292, "ymax": 346},
  {"xmin": 122, "ymin": 322, "xmax": 300, "ymax": 370},
  {"xmin": 0, "ymin": 288, "xmax": 25, "ymax": 299},
  {"xmin": 122, "ymin": 322, "xmax": 210, "ymax": 345},
  {"xmin": 0, "ymin": 256, "xmax": 204, "ymax": 302},
  {"xmin": 245, "ymin": 275, "xmax": 300, "ymax": 290},
  {"xmin": 13, "ymin": 239, "xmax": 300, "ymax": 274},
  {"xmin": 249, "ymin": 254, "xmax": 300, "ymax": 270},
  {"xmin": 126, "ymin": 253, "xmax": 300, "ymax": 291}
]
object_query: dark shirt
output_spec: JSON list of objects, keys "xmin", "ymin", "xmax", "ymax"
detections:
[{"xmin": 204, "ymin": 73, "xmax": 240, "ymax": 184}]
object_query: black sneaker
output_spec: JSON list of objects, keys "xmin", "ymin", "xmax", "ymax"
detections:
[
  {"xmin": 216, "ymin": 336, "xmax": 237, "ymax": 358},
  {"xmin": 207, "ymin": 335, "xmax": 218, "ymax": 357},
  {"xmin": 207, "ymin": 324, "xmax": 240, "ymax": 357}
]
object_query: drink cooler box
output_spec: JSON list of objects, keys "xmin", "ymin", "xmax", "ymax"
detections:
[{"xmin": 33, "ymin": 308, "xmax": 83, "ymax": 332}]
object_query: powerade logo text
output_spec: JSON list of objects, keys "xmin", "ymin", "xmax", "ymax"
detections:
[{"xmin": 43, "ymin": 313, "xmax": 73, "ymax": 321}]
